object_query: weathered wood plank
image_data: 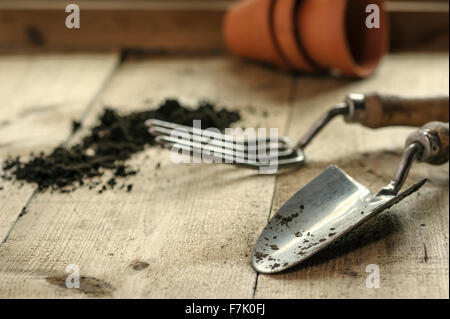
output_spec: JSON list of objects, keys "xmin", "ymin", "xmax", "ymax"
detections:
[
  {"xmin": 0, "ymin": 56, "xmax": 294, "ymax": 298},
  {"xmin": 0, "ymin": 52, "xmax": 447, "ymax": 298},
  {"xmin": 0, "ymin": 53, "xmax": 119, "ymax": 243},
  {"xmin": 254, "ymin": 52, "xmax": 449, "ymax": 298}
]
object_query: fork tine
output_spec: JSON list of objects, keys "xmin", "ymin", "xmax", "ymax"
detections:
[
  {"xmin": 146, "ymin": 119, "xmax": 304, "ymax": 168},
  {"xmin": 151, "ymin": 129, "xmax": 293, "ymax": 156},
  {"xmin": 155, "ymin": 134, "xmax": 299, "ymax": 164},
  {"xmin": 156, "ymin": 140, "xmax": 274, "ymax": 169},
  {"xmin": 156, "ymin": 139, "xmax": 305, "ymax": 168},
  {"xmin": 149, "ymin": 128, "xmax": 290, "ymax": 153},
  {"xmin": 156, "ymin": 135, "xmax": 259, "ymax": 160},
  {"xmin": 146, "ymin": 119, "xmax": 291, "ymax": 150},
  {"xmin": 150, "ymin": 125, "xmax": 250, "ymax": 153},
  {"xmin": 155, "ymin": 133, "xmax": 296, "ymax": 159},
  {"xmin": 147, "ymin": 119, "xmax": 237, "ymax": 144}
]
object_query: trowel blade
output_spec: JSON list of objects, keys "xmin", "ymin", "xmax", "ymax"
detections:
[{"xmin": 252, "ymin": 165, "xmax": 426, "ymax": 274}]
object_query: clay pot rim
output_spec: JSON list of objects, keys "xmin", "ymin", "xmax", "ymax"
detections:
[
  {"xmin": 297, "ymin": 0, "xmax": 389, "ymax": 78},
  {"xmin": 340, "ymin": 0, "xmax": 389, "ymax": 77}
]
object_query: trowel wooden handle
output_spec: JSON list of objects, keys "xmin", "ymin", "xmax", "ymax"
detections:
[
  {"xmin": 406, "ymin": 121, "xmax": 449, "ymax": 165},
  {"xmin": 348, "ymin": 94, "xmax": 449, "ymax": 128}
]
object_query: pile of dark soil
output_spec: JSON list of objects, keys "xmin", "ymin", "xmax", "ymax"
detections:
[{"xmin": 1, "ymin": 99, "xmax": 240, "ymax": 193}]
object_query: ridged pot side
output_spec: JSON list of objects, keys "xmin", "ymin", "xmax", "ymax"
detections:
[
  {"xmin": 223, "ymin": 0, "xmax": 288, "ymax": 68},
  {"xmin": 272, "ymin": 0, "xmax": 316, "ymax": 71}
]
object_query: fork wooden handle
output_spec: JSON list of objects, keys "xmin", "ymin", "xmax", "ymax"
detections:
[{"xmin": 348, "ymin": 94, "xmax": 449, "ymax": 129}]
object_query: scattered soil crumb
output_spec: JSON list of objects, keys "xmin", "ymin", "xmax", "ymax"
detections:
[
  {"xmin": 0, "ymin": 120, "xmax": 10, "ymax": 128},
  {"xmin": 19, "ymin": 207, "xmax": 27, "ymax": 217},
  {"xmin": 130, "ymin": 260, "xmax": 150, "ymax": 271},
  {"xmin": 278, "ymin": 212, "xmax": 299, "ymax": 226},
  {"xmin": 270, "ymin": 263, "xmax": 280, "ymax": 270},
  {"xmin": 254, "ymin": 251, "xmax": 269, "ymax": 263},
  {"xmin": 423, "ymin": 243, "xmax": 428, "ymax": 263},
  {"xmin": 107, "ymin": 178, "xmax": 117, "ymax": 189},
  {"xmin": 71, "ymin": 120, "xmax": 81, "ymax": 133},
  {"xmin": 46, "ymin": 275, "xmax": 115, "ymax": 296},
  {"xmin": 342, "ymin": 269, "xmax": 359, "ymax": 278}
]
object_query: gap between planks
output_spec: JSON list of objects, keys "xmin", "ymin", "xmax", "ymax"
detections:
[
  {"xmin": 0, "ymin": 55, "xmax": 294, "ymax": 298},
  {"xmin": 252, "ymin": 77, "xmax": 299, "ymax": 298},
  {"xmin": 0, "ymin": 54, "xmax": 122, "ymax": 247}
]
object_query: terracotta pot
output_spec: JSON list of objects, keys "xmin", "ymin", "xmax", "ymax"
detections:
[
  {"xmin": 297, "ymin": 0, "xmax": 389, "ymax": 78},
  {"xmin": 223, "ymin": 0, "xmax": 288, "ymax": 68},
  {"xmin": 272, "ymin": 0, "xmax": 316, "ymax": 71}
]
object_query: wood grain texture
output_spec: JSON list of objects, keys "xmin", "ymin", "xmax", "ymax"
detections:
[
  {"xmin": 0, "ymin": 52, "xmax": 448, "ymax": 299},
  {"xmin": 254, "ymin": 52, "xmax": 449, "ymax": 298},
  {"xmin": 0, "ymin": 53, "xmax": 119, "ymax": 244},
  {"xmin": 0, "ymin": 56, "xmax": 294, "ymax": 298},
  {"xmin": 0, "ymin": 8, "xmax": 227, "ymax": 52},
  {"xmin": 361, "ymin": 94, "xmax": 449, "ymax": 128}
]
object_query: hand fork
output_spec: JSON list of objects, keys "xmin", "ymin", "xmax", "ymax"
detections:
[{"xmin": 146, "ymin": 93, "xmax": 449, "ymax": 170}]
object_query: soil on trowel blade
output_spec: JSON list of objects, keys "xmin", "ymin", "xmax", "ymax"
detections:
[{"xmin": 1, "ymin": 99, "xmax": 240, "ymax": 193}]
